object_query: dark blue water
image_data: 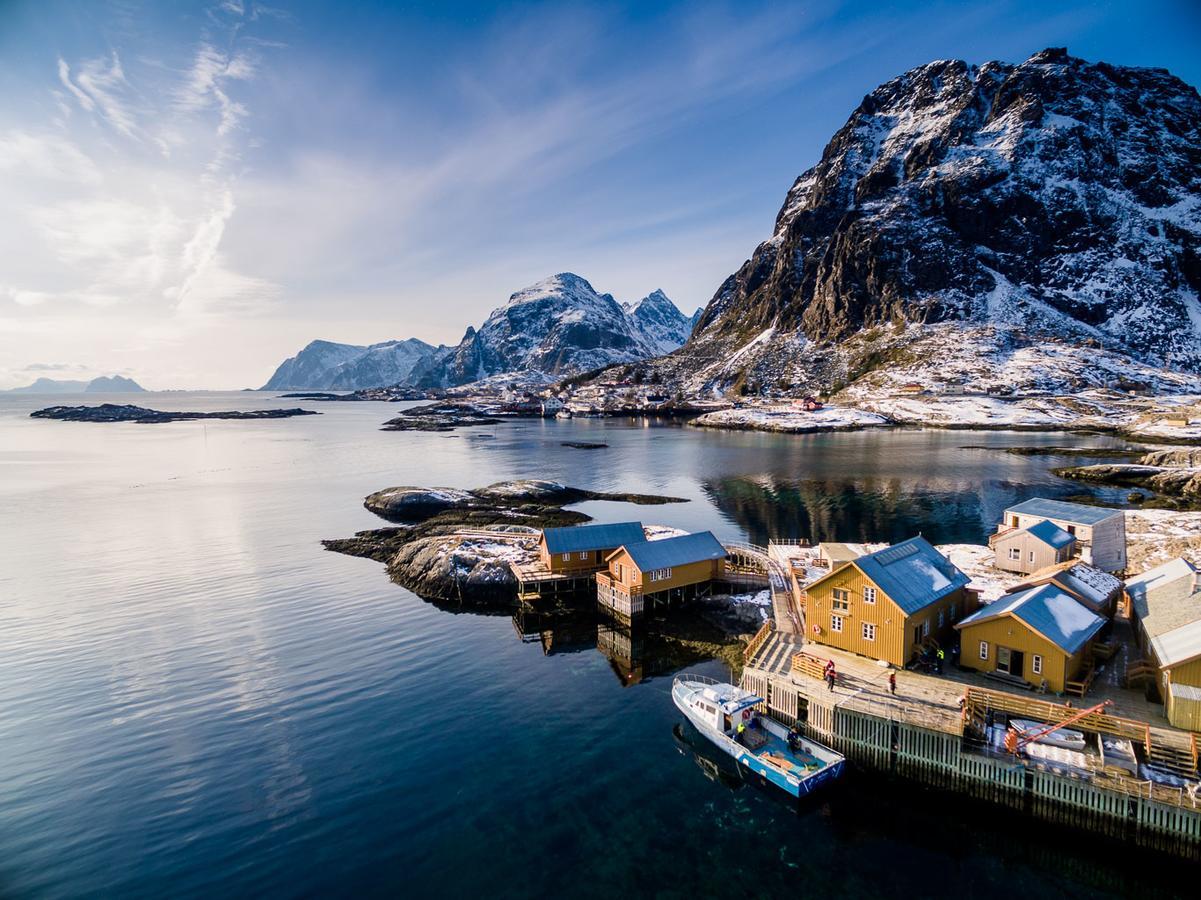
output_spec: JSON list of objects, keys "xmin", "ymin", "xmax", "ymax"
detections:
[{"xmin": 0, "ymin": 393, "xmax": 1191, "ymax": 898}]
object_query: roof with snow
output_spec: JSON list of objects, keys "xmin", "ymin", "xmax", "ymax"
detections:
[
  {"xmin": 619, "ymin": 531, "xmax": 726, "ymax": 571},
  {"xmin": 1014, "ymin": 561, "xmax": 1122, "ymax": 610},
  {"xmin": 956, "ymin": 584, "xmax": 1106, "ymax": 654},
  {"xmin": 542, "ymin": 522, "xmax": 645, "ymax": 555},
  {"xmin": 1126, "ymin": 558, "xmax": 1201, "ymax": 638},
  {"xmin": 843, "ymin": 536, "xmax": 970, "ymax": 616},
  {"xmin": 1024, "ymin": 519, "xmax": 1076, "ymax": 549},
  {"xmin": 1005, "ymin": 497, "xmax": 1121, "ymax": 526}
]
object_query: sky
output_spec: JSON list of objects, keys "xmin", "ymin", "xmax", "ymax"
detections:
[{"xmin": 1, "ymin": 0, "xmax": 1199, "ymax": 389}]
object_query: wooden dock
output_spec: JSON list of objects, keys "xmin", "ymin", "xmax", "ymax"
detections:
[{"xmin": 741, "ymin": 632, "xmax": 1201, "ymax": 858}]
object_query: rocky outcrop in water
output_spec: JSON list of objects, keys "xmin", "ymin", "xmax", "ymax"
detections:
[
  {"xmin": 1055, "ymin": 447, "xmax": 1201, "ymax": 506},
  {"xmin": 326, "ymin": 479, "xmax": 688, "ymax": 606},
  {"xmin": 31, "ymin": 404, "xmax": 319, "ymax": 423}
]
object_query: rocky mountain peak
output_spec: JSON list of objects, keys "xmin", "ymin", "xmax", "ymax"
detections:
[{"xmin": 690, "ymin": 47, "xmax": 1201, "ymax": 379}]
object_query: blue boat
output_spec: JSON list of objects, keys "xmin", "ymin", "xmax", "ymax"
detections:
[{"xmin": 672, "ymin": 673, "xmax": 845, "ymax": 798}]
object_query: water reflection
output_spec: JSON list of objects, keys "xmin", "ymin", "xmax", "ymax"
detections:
[
  {"xmin": 511, "ymin": 605, "xmax": 741, "ymax": 688},
  {"xmin": 702, "ymin": 474, "xmax": 1121, "ymax": 546}
]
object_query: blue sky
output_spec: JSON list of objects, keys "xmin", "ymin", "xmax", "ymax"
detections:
[{"xmin": 1, "ymin": 0, "xmax": 1199, "ymax": 388}]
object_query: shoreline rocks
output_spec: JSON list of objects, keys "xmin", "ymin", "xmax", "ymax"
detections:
[
  {"xmin": 1054, "ymin": 448, "xmax": 1201, "ymax": 508},
  {"xmin": 30, "ymin": 403, "xmax": 319, "ymax": 424},
  {"xmin": 326, "ymin": 479, "xmax": 688, "ymax": 605}
]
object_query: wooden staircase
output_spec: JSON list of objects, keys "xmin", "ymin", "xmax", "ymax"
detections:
[
  {"xmin": 1124, "ymin": 658, "xmax": 1158, "ymax": 689},
  {"xmin": 1148, "ymin": 731, "xmax": 1200, "ymax": 779}
]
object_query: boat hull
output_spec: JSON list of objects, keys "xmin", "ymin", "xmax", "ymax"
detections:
[{"xmin": 672, "ymin": 681, "xmax": 844, "ymax": 799}]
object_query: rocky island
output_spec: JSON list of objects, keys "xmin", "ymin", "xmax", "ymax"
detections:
[
  {"xmin": 324, "ymin": 479, "xmax": 686, "ymax": 605},
  {"xmin": 30, "ymin": 404, "xmax": 320, "ymax": 424}
]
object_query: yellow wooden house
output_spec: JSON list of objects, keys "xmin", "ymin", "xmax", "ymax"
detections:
[
  {"xmin": 954, "ymin": 584, "xmax": 1106, "ymax": 693},
  {"xmin": 1126, "ymin": 558, "xmax": 1201, "ymax": 731},
  {"xmin": 801, "ymin": 536, "xmax": 971, "ymax": 667},
  {"xmin": 537, "ymin": 521, "xmax": 645, "ymax": 574},
  {"xmin": 597, "ymin": 531, "xmax": 726, "ymax": 619}
]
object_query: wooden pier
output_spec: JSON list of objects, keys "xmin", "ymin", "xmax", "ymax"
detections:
[{"xmin": 742, "ymin": 634, "xmax": 1201, "ymax": 858}]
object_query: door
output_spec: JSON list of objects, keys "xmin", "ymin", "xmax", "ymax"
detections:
[{"xmin": 996, "ymin": 647, "xmax": 1024, "ymax": 676}]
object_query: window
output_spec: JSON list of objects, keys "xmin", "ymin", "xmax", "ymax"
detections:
[
  {"xmin": 1029, "ymin": 550, "xmax": 1036, "ymax": 563},
  {"xmin": 649, "ymin": 567, "xmax": 673, "ymax": 582},
  {"xmin": 862, "ymin": 622, "xmax": 876, "ymax": 641},
  {"xmin": 561, "ymin": 553, "xmax": 571, "ymax": 561},
  {"xmin": 1066, "ymin": 524, "xmax": 1076, "ymax": 536},
  {"xmin": 831, "ymin": 614, "xmax": 844, "ymax": 633},
  {"xmin": 579, "ymin": 551, "xmax": 591, "ymax": 560},
  {"xmin": 938, "ymin": 609, "xmax": 945, "ymax": 629},
  {"xmin": 863, "ymin": 586, "xmax": 877, "ymax": 604},
  {"xmin": 922, "ymin": 620, "xmax": 930, "ymax": 638},
  {"xmin": 949, "ymin": 603, "xmax": 957, "ymax": 621},
  {"xmin": 1032, "ymin": 654, "xmax": 1043, "ymax": 675},
  {"xmin": 832, "ymin": 588, "xmax": 850, "ymax": 612},
  {"xmin": 1007, "ymin": 548, "xmax": 1020, "ymax": 560},
  {"xmin": 979, "ymin": 640, "xmax": 989, "ymax": 660}
]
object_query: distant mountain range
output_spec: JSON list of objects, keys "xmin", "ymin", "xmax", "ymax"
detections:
[
  {"xmin": 261, "ymin": 274, "xmax": 700, "ymax": 390},
  {"xmin": 5, "ymin": 375, "xmax": 145, "ymax": 393}
]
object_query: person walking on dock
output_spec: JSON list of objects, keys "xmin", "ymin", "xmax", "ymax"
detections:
[
  {"xmin": 825, "ymin": 669, "xmax": 835, "ymax": 692},
  {"xmin": 889, "ymin": 672, "xmax": 897, "ymax": 696}
]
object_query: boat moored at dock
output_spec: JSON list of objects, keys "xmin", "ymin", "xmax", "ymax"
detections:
[{"xmin": 672, "ymin": 673, "xmax": 845, "ymax": 798}]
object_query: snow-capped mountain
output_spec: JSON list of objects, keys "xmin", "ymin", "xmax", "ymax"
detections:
[
  {"xmin": 624, "ymin": 290, "xmax": 702, "ymax": 354},
  {"xmin": 428, "ymin": 274, "xmax": 692, "ymax": 387},
  {"xmin": 676, "ymin": 48, "xmax": 1201, "ymax": 393},
  {"xmin": 261, "ymin": 338, "xmax": 441, "ymax": 390}
]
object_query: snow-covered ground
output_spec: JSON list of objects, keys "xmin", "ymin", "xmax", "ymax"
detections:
[
  {"xmin": 1125, "ymin": 509, "xmax": 1201, "ymax": 573},
  {"xmin": 690, "ymin": 404, "xmax": 891, "ymax": 433},
  {"xmin": 938, "ymin": 544, "xmax": 1027, "ymax": 602}
]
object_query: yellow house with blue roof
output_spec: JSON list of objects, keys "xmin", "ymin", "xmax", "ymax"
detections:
[{"xmin": 955, "ymin": 584, "xmax": 1107, "ymax": 693}]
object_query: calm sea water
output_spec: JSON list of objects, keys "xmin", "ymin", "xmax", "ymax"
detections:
[{"xmin": 0, "ymin": 393, "xmax": 1192, "ymax": 898}]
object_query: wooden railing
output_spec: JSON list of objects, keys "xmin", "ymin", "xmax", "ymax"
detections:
[
  {"xmin": 963, "ymin": 686, "xmax": 1151, "ymax": 745},
  {"xmin": 792, "ymin": 650, "xmax": 831, "ymax": 680},
  {"xmin": 743, "ymin": 619, "xmax": 775, "ymax": 663}
]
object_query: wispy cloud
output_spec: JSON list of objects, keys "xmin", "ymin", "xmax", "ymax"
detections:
[{"xmin": 58, "ymin": 52, "xmax": 141, "ymax": 139}]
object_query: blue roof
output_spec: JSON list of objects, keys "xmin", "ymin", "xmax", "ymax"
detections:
[
  {"xmin": 542, "ymin": 522, "xmax": 645, "ymax": 555},
  {"xmin": 956, "ymin": 584, "xmax": 1105, "ymax": 654},
  {"xmin": 621, "ymin": 531, "xmax": 726, "ymax": 570},
  {"xmin": 851, "ymin": 536, "xmax": 970, "ymax": 615},
  {"xmin": 1006, "ymin": 497, "xmax": 1120, "ymax": 526},
  {"xmin": 1025, "ymin": 519, "xmax": 1076, "ymax": 549}
]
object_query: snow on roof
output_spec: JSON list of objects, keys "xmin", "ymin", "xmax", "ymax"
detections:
[
  {"xmin": 1126, "ymin": 557, "xmax": 1201, "ymax": 638},
  {"xmin": 542, "ymin": 522, "xmax": 645, "ymax": 555},
  {"xmin": 1006, "ymin": 497, "xmax": 1121, "ymax": 526},
  {"xmin": 851, "ymin": 536, "xmax": 970, "ymax": 615},
  {"xmin": 1025, "ymin": 519, "xmax": 1076, "ymax": 549},
  {"xmin": 621, "ymin": 531, "xmax": 726, "ymax": 570},
  {"xmin": 957, "ymin": 584, "xmax": 1106, "ymax": 654},
  {"xmin": 1053, "ymin": 563, "xmax": 1122, "ymax": 606}
]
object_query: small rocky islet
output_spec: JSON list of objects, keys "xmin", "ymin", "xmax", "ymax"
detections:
[
  {"xmin": 30, "ymin": 403, "xmax": 320, "ymax": 424},
  {"xmin": 1055, "ymin": 448, "xmax": 1201, "ymax": 508},
  {"xmin": 323, "ymin": 479, "xmax": 687, "ymax": 606}
]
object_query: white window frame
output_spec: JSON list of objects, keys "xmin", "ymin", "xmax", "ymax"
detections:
[
  {"xmin": 862, "ymin": 622, "xmax": 876, "ymax": 641},
  {"xmin": 1032, "ymin": 654, "xmax": 1043, "ymax": 675},
  {"xmin": 561, "ymin": 552, "xmax": 571, "ymax": 561},
  {"xmin": 949, "ymin": 603, "xmax": 957, "ymax": 621},
  {"xmin": 979, "ymin": 640, "xmax": 989, "ymax": 660},
  {"xmin": 938, "ymin": 609, "xmax": 945, "ymax": 629},
  {"xmin": 863, "ymin": 586, "xmax": 877, "ymax": 604},
  {"xmin": 650, "ymin": 567, "xmax": 673, "ymax": 582},
  {"xmin": 578, "ymin": 551, "xmax": 591, "ymax": 560},
  {"xmin": 1007, "ymin": 548, "xmax": 1020, "ymax": 560},
  {"xmin": 830, "ymin": 614, "xmax": 844, "ymax": 633},
  {"xmin": 922, "ymin": 620, "xmax": 930, "ymax": 638},
  {"xmin": 832, "ymin": 587, "xmax": 850, "ymax": 612}
]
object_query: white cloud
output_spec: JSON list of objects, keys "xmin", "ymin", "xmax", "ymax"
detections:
[
  {"xmin": 0, "ymin": 131, "xmax": 101, "ymax": 184},
  {"xmin": 60, "ymin": 52, "xmax": 141, "ymax": 139}
]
